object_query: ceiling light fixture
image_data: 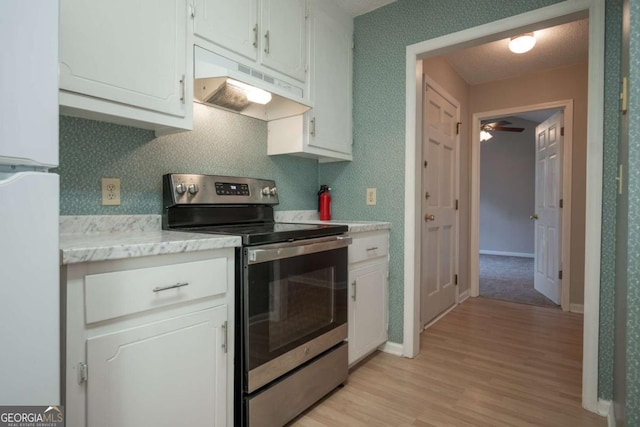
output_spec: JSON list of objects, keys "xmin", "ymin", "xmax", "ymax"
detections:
[{"xmin": 508, "ymin": 32, "xmax": 536, "ymax": 54}]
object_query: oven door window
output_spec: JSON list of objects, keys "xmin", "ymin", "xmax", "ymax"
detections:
[{"xmin": 246, "ymin": 246, "xmax": 347, "ymax": 371}]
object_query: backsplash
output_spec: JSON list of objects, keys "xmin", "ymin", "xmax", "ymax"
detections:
[{"xmin": 57, "ymin": 103, "xmax": 318, "ymax": 215}]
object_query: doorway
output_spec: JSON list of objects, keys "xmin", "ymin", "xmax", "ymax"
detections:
[
  {"xmin": 402, "ymin": 0, "xmax": 604, "ymax": 413},
  {"xmin": 478, "ymin": 109, "xmax": 568, "ymax": 309}
]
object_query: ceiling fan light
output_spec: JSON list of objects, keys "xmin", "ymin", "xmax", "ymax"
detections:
[
  {"xmin": 509, "ymin": 33, "xmax": 536, "ymax": 54},
  {"xmin": 480, "ymin": 130, "xmax": 493, "ymax": 141}
]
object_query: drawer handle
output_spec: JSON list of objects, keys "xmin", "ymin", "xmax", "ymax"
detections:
[
  {"xmin": 366, "ymin": 247, "xmax": 379, "ymax": 251},
  {"xmin": 153, "ymin": 282, "xmax": 189, "ymax": 293}
]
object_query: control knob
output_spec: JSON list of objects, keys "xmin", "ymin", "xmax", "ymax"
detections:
[
  {"xmin": 269, "ymin": 187, "xmax": 277, "ymax": 196},
  {"xmin": 261, "ymin": 186, "xmax": 271, "ymax": 196},
  {"xmin": 175, "ymin": 183, "xmax": 187, "ymax": 195},
  {"xmin": 188, "ymin": 184, "xmax": 199, "ymax": 195}
]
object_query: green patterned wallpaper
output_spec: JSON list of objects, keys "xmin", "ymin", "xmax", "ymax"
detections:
[
  {"xmin": 625, "ymin": 0, "xmax": 640, "ymax": 422},
  {"xmin": 599, "ymin": 0, "xmax": 623, "ymax": 401},
  {"xmin": 57, "ymin": 103, "xmax": 318, "ymax": 214},
  {"xmin": 320, "ymin": 0, "xmax": 564, "ymax": 344}
]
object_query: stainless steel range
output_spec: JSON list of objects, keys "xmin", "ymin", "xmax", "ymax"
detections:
[{"xmin": 162, "ymin": 173, "xmax": 350, "ymax": 427}]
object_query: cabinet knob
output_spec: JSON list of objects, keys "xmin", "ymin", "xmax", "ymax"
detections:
[{"xmin": 424, "ymin": 214, "xmax": 435, "ymax": 222}]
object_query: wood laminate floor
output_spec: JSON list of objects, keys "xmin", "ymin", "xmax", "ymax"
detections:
[{"xmin": 290, "ymin": 297, "xmax": 606, "ymax": 427}]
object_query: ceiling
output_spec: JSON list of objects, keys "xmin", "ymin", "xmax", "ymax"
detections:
[
  {"xmin": 339, "ymin": 0, "xmax": 397, "ymax": 17},
  {"xmin": 339, "ymin": 3, "xmax": 588, "ymax": 86},
  {"xmin": 445, "ymin": 19, "xmax": 589, "ymax": 85}
]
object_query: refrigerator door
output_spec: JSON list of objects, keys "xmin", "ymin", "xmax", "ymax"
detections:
[
  {"xmin": 0, "ymin": 0, "xmax": 58, "ymax": 168},
  {"xmin": 0, "ymin": 172, "xmax": 60, "ymax": 405}
]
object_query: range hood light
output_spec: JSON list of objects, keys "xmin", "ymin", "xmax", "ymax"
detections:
[{"xmin": 227, "ymin": 78, "xmax": 272, "ymax": 105}]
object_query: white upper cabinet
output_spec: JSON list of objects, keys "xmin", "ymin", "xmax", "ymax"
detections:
[
  {"xmin": 193, "ymin": 0, "xmax": 307, "ymax": 83},
  {"xmin": 260, "ymin": 0, "xmax": 307, "ymax": 82},
  {"xmin": 59, "ymin": 0, "xmax": 191, "ymax": 133},
  {"xmin": 306, "ymin": 0, "xmax": 352, "ymax": 155},
  {"xmin": 193, "ymin": 0, "xmax": 258, "ymax": 62},
  {"xmin": 267, "ymin": 0, "xmax": 353, "ymax": 162}
]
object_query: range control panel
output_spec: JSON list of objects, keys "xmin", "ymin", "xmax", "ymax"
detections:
[
  {"xmin": 163, "ymin": 173, "xmax": 279, "ymax": 206},
  {"xmin": 215, "ymin": 182, "xmax": 250, "ymax": 196}
]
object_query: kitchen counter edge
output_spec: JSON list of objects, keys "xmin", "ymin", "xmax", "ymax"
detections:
[{"xmin": 59, "ymin": 230, "xmax": 241, "ymax": 265}]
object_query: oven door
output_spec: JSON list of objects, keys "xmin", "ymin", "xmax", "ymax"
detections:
[{"xmin": 244, "ymin": 235, "xmax": 350, "ymax": 393}]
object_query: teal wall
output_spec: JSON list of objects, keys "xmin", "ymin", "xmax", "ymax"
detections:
[
  {"xmin": 320, "ymin": 0, "xmax": 565, "ymax": 344},
  {"xmin": 625, "ymin": 0, "xmax": 640, "ymax": 422},
  {"xmin": 599, "ymin": 0, "xmax": 623, "ymax": 401},
  {"xmin": 57, "ymin": 103, "xmax": 318, "ymax": 214}
]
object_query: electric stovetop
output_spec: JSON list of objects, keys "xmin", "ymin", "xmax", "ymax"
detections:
[{"xmin": 180, "ymin": 222, "xmax": 348, "ymax": 246}]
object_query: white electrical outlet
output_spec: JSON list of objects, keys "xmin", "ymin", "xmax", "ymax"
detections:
[
  {"xmin": 366, "ymin": 188, "xmax": 377, "ymax": 205},
  {"xmin": 101, "ymin": 178, "xmax": 121, "ymax": 206}
]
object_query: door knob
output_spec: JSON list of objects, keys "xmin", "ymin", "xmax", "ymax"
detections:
[
  {"xmin": 425, "ymin": 214, "xmax": 436, "ymax": 222},
  {"xmin": 530, "ymin": 214, "xmax": 539, "ymax": 220}
]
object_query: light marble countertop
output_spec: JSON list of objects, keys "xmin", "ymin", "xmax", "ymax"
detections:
[
  {"xmin": 285, "ymin": 219, "xmax": 391, "ymax": 233},
  {"xmin": 59, "ymin": 215, "xmax": 240, "ymax": 265},
  {"xmin": 274, "ymin": 210, "xmax": 391, "ymax": 233},
  {"xmin": 59, "ymin": 213, "xmax": 389, "ymax": 265}
]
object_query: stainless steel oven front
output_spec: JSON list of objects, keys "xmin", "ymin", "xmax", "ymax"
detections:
[{"xmin": 239, "ymin": 235, "xmax": 350, "ymax": 426}]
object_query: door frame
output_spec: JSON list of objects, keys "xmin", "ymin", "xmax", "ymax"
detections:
[
  {"xmin": 402, "ymin": 0, "xmax": 604, "ymax": 413},
  {"xmin": 420, "ymin": 76, "xmax": 461, "ymax": 327},
  {"xmin": 470, "ymin": 100, "xmax": 573, "ymax": 311}
]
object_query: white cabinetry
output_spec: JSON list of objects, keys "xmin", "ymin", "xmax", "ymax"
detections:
[
  {"xmin": 267, "ymin": 0, "xmax": 352, "ymax": 162},
  {"xmin": 62, "ymin": 249, "xmax": 233, "ymax": 427},
  {"xmin": 193, "ymin": 0, "xmax": 307, "ymax": 82},
  {"xmin": 347, "ymin": 230, "xmax": 389, "ymax": 365},
  {"xmin": 59, "ymin": 0, "xmax": 192, "ymax": 134}
]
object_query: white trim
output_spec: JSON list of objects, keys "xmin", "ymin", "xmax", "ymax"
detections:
[
  {"xmin": 458, "ymin": 290, "xmax": 470, "ymax": 303},
  {"xmin": 403, "ymin": 0, "xmax": 603, "ymax": 413},
  {"xmin": 597, "ymin": 399, "xmax": 613, "ymax": 426},
  {"xmin": 570, "ymin": 303, "xmax": 585, "ymax": 314},
  {"xmin": 479, "ymin": 250, "xmax": 534, "ymax": 258},
  {"xmin": 470, "ymin": 99, "xmax": 573, "ymax": 312},
  {"xmin": 378, "ymin": 341, "xmax": 403, "ymax": 357}
]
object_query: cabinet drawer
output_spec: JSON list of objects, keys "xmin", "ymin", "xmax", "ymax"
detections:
[
  {"xmin": 349, "ymin": 231, "xmax": 389, "ymax": 264},
  {"xmin": 85, "ymin": 258, "xmax": 227, "ymax": 324}
]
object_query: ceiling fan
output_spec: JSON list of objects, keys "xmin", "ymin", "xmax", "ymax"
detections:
[{"xmin": 481, "ymin": 120, "xmax": 525, "ymax": 133}]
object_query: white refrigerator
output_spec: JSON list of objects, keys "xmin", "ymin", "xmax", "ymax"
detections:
[{"xmin": 0, "ymin": 1, "xmax": 61, "ymax": 405}]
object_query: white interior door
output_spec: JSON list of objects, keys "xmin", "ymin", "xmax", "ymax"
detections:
[
  {"xmin": 533, "ymin": 111, "xmax": 563, "ymax": 304},
  {"xmin": 421, "ymin": 83, "xmax": 459, "ymax": 327}
]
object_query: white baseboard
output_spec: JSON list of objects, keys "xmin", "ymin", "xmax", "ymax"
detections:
[
  {"xmin": 597, "ymin": 399, "xmax": 614, "ymax": 426},
  {"xmin": 479, "ymin": 250, "xmax": 534, "ymax": 258},
  {"xmin": 570, "ymin": 303, "xmax": 585, "ymax": 314},
  {"xmin": 378, "ymin": 341, "xmax": 403, "ymax": 357},
  {"xmin": 458, "ymin": 290, "xmax": 470, "ymax": 303}
]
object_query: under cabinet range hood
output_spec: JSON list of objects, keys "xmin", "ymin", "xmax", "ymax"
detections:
[{"xmin": 194, "ymin": 46, "xmax": 311, "ymax": 121}]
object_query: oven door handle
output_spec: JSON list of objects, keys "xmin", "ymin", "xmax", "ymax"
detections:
[{"xmin": 247, "ymin": 235, "xmax": 352, "ymax": 264}]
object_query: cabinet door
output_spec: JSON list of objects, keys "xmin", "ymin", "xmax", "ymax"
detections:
[
  {"xmin": 194, "ymin": 0, "xmax": 258, "ymax": 61},
  {"xmin": 348, "ymin": 263, "xmax": 388, "ymax": 365},
  {"xmin": 87, "ymin": 306, "xmax": 228, "ymax": 427},
  {"xmin": 59, "ymin": 0, "xmax": 187, "ymax": 117},
  {"xmin": 307, "ymin": 0, "xmax": 352, "ymax": 155},
  {"xmin": 260, "ymin": 0, "xmax": 307, "ymax": 82}
]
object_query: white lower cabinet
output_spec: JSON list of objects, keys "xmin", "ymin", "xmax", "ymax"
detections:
[
  {"xmin": 347, "ymin": 230, "xmax": 389, "ymax": 366},
  {"xmin": 62, "ymin": 249, "xmax": 234, "ymax": 427}
]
